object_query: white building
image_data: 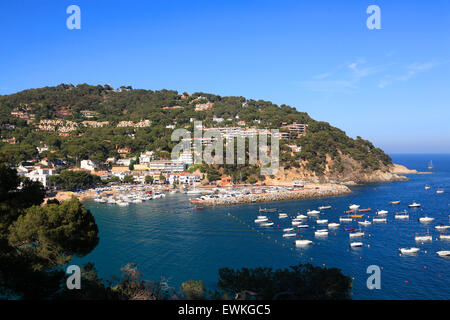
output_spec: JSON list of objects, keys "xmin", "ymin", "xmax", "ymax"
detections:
[
  {"xmin": 80, "ymin": 160, "xmax": 98, "ymax": 171},
  {"xmin": 167, "ymin": 173, "xmax": 201, "ymax": 185},
  {"xmin": 24, "ymin": 167, "xmax": 57, "ymax": 188},
  {"xmin": 139, "ymin": 151, "xmax": 154, "ymax": 164},
  {"xmin": 116, "ymin": 158, "xmax": 133, "ymax": 166},
  {"xmin": 178, "ymin": 152, "xmax": 193, "ymax": 166},
  {"xmin": 149, "ymin": 160, "xmax": 185, "ymax": 173}
]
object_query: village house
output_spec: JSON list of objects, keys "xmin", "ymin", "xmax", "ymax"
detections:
[{"xmin": 149, "ymin": 160, "xmax": 185, "ymax": 173}]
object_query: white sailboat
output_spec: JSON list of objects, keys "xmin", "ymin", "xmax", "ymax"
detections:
[
  {"xmin": 418, "ymin": 216, "xmax": 434, "ymax": 223},
  {"xmin": 295, "ymin": 239, "xmax": 313, "ymax": 246},
  {"xmin": 428, "ymin": 160, "xmax": 433, "ymax": 170},
  {"xmin": 436, "ymin": 251, "xmax": 450, "ymax": 257}
]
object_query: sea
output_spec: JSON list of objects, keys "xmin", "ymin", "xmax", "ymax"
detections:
[{"xmin": 76, "ymin": 154, "xmax": 450, "ymax": 300}]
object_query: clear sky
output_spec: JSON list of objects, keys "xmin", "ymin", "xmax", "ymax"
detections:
[{"xmin": 0, "ymin": 0, "xmax": 449, "ymax": 153}]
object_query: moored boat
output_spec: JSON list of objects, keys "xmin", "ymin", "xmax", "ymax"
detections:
[
  {"xmin": 408, "ymin": 202, "xmax": 421, "ymax": 208},
  {"xmin": 399, "ymin": 247, "xmax": 420, "ymax": 255},
  {"xmin": 436, "ymin": 251, "xmax": 450, "ymax": 257},
  {"xmin": 339, "ymin": 216, "xmax": 353, "ymax": 222},
  {"xmin": 295, "ymin": 239, "xmax": 313, "ymax": 246},
  {"xmin": 440, "ymin": 234, "xmax": 450, "ymax": 240},
  {"xmin": 307, "ymin": 210, "xmax": 320, "ymax": 216},
  {"xmin": 373, "ymin": 217, "xmax": 387, "ymax": 223},
  {"xmin": 419, "ymin": 216, "xmax": 434, "ymax": 223},
  {"xmin": 328, "ymin": 222, "xmax": 340, "ymax": 228},
  {"xmin": 316, "ymin": 219, "xmax": 328, "ymax": 224},
  {"xmin": 376, "ymin": 210, "xmax": 388, "ymax": 216},
  {"xmin": 415, "ymin": 234, "xmax": 432, "ymax": 242},
  {"xmin": 350, "ymin": 242, "xmax": 363, "ymax": 248},
  {"xmin": 435, "ymin": 225, "xmax": 450, "ymax": 231},
  {"xmin": 283, "ymin": 233, "xmax": 296, "ymax": 237},
  {"xmin": 318, "ymin": 205, "xmax": 332, "ymax": 210},
  {"xmin": 349, "ymin": 231, "xmax": 364, "ymax": 238},
  {"xmin": 349, "ymin": 204, "xmax": 360, "ymax": 210},
  {"xmin": 358, "ymin": 220, "xmax": 371, "ymax": 226},
  {"xmin": 390, "ymin": 201, "xmax": 401, "ymax": 205}
]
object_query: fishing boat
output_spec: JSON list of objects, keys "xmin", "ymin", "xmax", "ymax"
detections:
[
  {"xmin": 435, "ymin": 224, "xmax": 450, "ymax": 231},
  {"xmin": 349, "ymin": 204, "xmax": 360, "ymax": 210},
  {"xmin": 261, "ymin": 222, "xmax": 274, "ymax": 227},
  {"xmin": 395, "ymin": 211, "xmax": 409, "ymax": 219},
  {"xmin": 425, "ymin": 185, "xmax": 431, "ymax": 190},
  {"xmin": 318, "ymin": 205, "xmax": 332, "ymax": 210},
  {"xmin": 295, "ymin": 239, "xmax": 313, "ymax": 246},
  {"xmin": 436, "ymin": 188, "xmax": 444, "ymax": 194},
  {"xmin": 350, "ymin": 242, "xmax": 363, "ymax": 248},
  {"xmin": 349, "ymin": 231, "xmax": 365, "ymax": 238},
  {"xmin": 415, "ymin": 234, "xmax": 432, "ymax": 242},
  {"xmin": 344, "ymin": 210, "xmax": 354, "ymax": 214},
  {"xmin": 282, "ymin": 233, "xmax": 296, "ymax": 238},
  {"xmin": 399, "ymin": 248, "xmax": 420, "ymax": 255},
  {"xmin": 428, "ymin": 160, "xmax": 433, "ymax": 170},
  {"xmin": 408, "ymin": 202, "xmax": 421, "ymax": 208},
  {"xmin": 418, "ymin": 216, "xmax": 435, "ymax": 223},
  {"xmin": 328, "ymin": 222, "xmax": 340, "ymax": 228},
  {"xmin": 283, "ymin": 227, "xmax": 294, "ymax": 232},
  {"xmin": 259, "ymin": 207, "xmax": 277, "ymax": 213},
  {"xmin": 315, "ymin": 230, "xmax": 328, "ymax": 236},
  {"xmin": 339, "ymin": 216, "xmax": 353, "ymax": 222},
  {"xmin": 359, "ymin": 208, "xmax": 372, "ymax": 212},
  {"xmin": 376, "ymin": 210, "xmax": 388, "ymax": 216},
  {"xmin": 389, "ymin": 201, "xmax": 401, "ymax": 205},
  {"xmin": 316, "ymin": 219, "xmax": 328, "ymax": 224},
  {"xmin": 307, "ymin": 210, "xmax": 320, "ymax": 216},
  {"xmin": 358, "ymin": 220, "xmax": 372, "ymax": 226},
  {"xmin": 278, "ymin": 213, "xmax": 288, "ymax": 219},
  {"xmin": 373, "ymin": 217, "xmax": 387, "ymax": 223},
  {"xmin": 351, "ymin": 214, "xmax": 364, "ymax": 219},
  {"xmin": 436, "ymin": 251, "xmax": 450, "ymax": 257},
  {"xmin": 440, "ymin": 234, "xmax": 450, "ymax": 240}
]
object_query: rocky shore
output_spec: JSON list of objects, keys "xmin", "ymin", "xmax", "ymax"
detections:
[{"xmin": 190, "ymin": 184, "xmax": 351, "ymax": 206}]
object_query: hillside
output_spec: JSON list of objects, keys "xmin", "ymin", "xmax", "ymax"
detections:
[{"xmin": 0, "ymin": 84, "xmax": 405, "ymax": 184}]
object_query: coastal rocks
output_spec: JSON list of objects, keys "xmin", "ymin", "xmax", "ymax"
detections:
[{"xmin": 190, "ymin": 184, "xmax": 351, "ymax": 207}]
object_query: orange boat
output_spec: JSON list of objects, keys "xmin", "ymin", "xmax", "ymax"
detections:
[
  {"xmin": 195, "ymin": 206, "xmax": 205, "ymax": 210},
  {"xmin": 359, "ymin": 208, "xmax": 371, "ymax": 212},
  {"xmin": 345, "ymin": 210, "xmax": 354, "ymax": 214},
  {"xmin": 351, "ymin": 214, "xmax": 364, "ymax": 218}
]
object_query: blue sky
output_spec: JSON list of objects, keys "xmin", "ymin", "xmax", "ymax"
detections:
[{"xmin": 0, "ymin": 0, "xmax": 449, "ymax": 153}]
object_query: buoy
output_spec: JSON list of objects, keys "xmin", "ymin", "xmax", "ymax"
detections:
[{"xmin": 405, "ymin": 280, "xmax": 408, "ymax": 284}]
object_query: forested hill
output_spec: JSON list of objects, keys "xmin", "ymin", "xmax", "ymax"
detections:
[{"xmin": 0, "ymin": 84, "xmax": 394, "ymax": 183}]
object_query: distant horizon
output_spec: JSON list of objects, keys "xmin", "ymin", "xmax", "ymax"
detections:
[{"xmin": 1, "ymin": 0, "xmax": 449, "ymax": 153}]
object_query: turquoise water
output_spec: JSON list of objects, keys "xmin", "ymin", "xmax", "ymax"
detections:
[{"xmin": 77, "ymin": 154, "xmax": 450, "ymax": 299}]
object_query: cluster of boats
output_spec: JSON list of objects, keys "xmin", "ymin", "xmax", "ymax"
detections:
[
  {"xmin": 254, "ymin": 200, "xmax": 450, "ymax": 258},
  {"xmin": 93, "ymin": 191, "xmax": 165, "ymax": 206}
]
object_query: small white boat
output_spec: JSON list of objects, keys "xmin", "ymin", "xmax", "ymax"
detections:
[
  {"xmin": 373, "ymin": 218, "xmax": 387, "ymax": 223},
  {"xmin": 316, "ymin": 219, "xmax": 328, "ymax": 224},
  {"xmin": 395, "ymin": 213, "xmax": 409, "ymax": 220},
  {"xmin": 358, "ymin": 220, "xmax": 372, "ymax": 226},
  {"xmin": 307, "ymin": 210, "xmax": 320, "ymax": 216},
  {"xmin": 440, "ymin": 234, "xmax": 450, "ymax": 240},
  {"xmin": 261, "ymin": 222, "xmax": 274, "ymax": 227},
  {"xmin": 328, "ymin": 222, "xmax": 340, "ymax": 228},
  {"xmin": 315, "ymin": 230, "xmax": 328, "ymax": 236},
  {"xmin": 415, "ymin": 235, "xmax": 432, "ymax": 242},
  {"xmin": 278, "ymin": 213, "xmax": 288, "ymax": 219},
  {"xmin": 349, "ymin": 232, "xmax": 365, "ymax": 238},
  {"xmin": 408, "ymin": 202, "xmax": 421, "ymax": 208},
  {"xmin": 339, "ymin": 217, "xmax": 353, "ymax": 222},
  {"xmin": 254, "ymin": 218, "xmax": 268, "ymax": 223},
  {"xmin": 298, "ymin": 224, "xmax": 309, "ymax": 228},
  {"xmin": 283, "ymin": 233, "xmax": 296, "ymax": 237},
  {"xmin": 292, "ymin": 221, "xmax": 302, "ymax": 226},
  {"xmin": 283, "ymin": 227, "xmax": 294, "ymax": 232},
  {"xmin": 399, "ymin": 247, "xmax": 420, "ymax": 255},
  {"xmin": 376, "ymin": 210, "xmax": 388, "ymax": 216},
  {"xmin": 318, "ymin": 205, "xmax": 332, "ymax": 210},
  {"xmin": 349, "ymin": 204, "xmax": 360, "ymax": 210},
  {"xmin": 350, "ymin": 242, "xmax": 363, "ymax": 248},
  {"xmin": 435, "ymin": 225, "xmax": 450, "ymax": 231},
  {"xmin": 257, "ymin": 215, "xmax": 267, "ymax": 219},
  {"xmin": 425, "ymin": 185, "xmax": 431, "ymax": 190},
  {"xmin": 419, "ymin": 217, "xmax": 434, "ymax": 223},
  {"xmin": 296, "ymin": 214, "xmax": 308, "ymax": 219},
  {"xmin": 436, "ymin": 251, "xmax": 450, "ymax": 257},
  {"xmin": 436, "ymin": 189, "xmax": 444, "ymax": 194},
  {"xmin": 390, "ymin": 201, "xmax": 401, "ymax": 205},
  {"xmin": 295, "ymin": 239, "xmax": 313, "ymax": 246}
]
